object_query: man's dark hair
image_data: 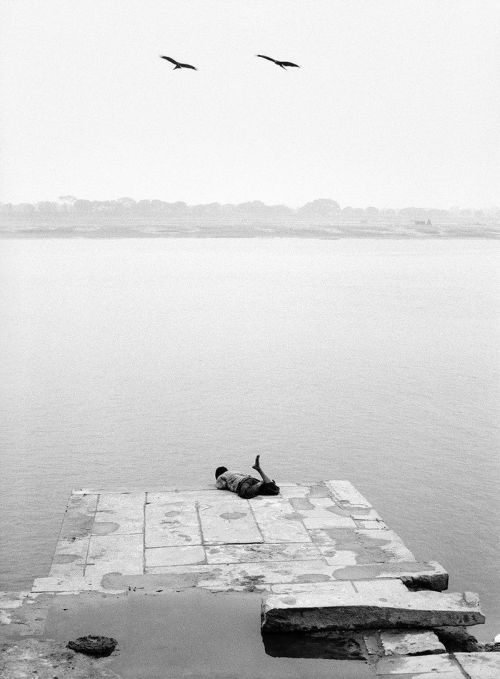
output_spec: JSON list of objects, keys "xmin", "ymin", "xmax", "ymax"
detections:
[{"xmin": 215, "ymin": 466, "xmax": 228, "ymax": 479}]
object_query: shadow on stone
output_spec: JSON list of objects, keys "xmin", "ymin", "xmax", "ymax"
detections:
[{"xmin": 262, "ymin": 630, "xmax": 366, "ymax": 660}]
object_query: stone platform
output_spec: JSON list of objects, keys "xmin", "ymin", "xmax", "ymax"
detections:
[
  {"xmin": 2, "ymin": 480, "xmax": 498, "ymax": 678},
  {"xmin": 33, "ymin": 480, "xmax": 452, "ymax": 597}
]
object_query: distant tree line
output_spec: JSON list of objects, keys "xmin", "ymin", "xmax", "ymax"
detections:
[{"xmin": 0, "ymin": 197, "xmax": 496, "ymax": 223}]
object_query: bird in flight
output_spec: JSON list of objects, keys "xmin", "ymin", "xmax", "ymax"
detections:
[
  {"xmin": 256, "ymin": 55, "xmax": 300, "ymax": 69},
  {"xmin": 160, "ymin": 55, "xmax": 197, "ymax": 70}
]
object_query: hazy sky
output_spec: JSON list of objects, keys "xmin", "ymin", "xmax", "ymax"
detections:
[{"xmin": 1, "ymin": 0, "xmax": 499, "ymax": 207}]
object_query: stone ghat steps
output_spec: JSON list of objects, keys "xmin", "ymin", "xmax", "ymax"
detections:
[{"xmin": 261, "ymin": 579, "xmax": 485, "ymax": 632}]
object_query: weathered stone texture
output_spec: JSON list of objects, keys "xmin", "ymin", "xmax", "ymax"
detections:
[
  {"xmin": 375, "ymin": 653, "xmax": 464, "ymax": 677},
  {"xmin": 262, "ymin": 579, "xmax": 485, "ymax": 632},
  {"xmin": 39, "ymin": 480, "xmax": 488, "ymax": 648},
  {"xmin": 0, "ymin": 638, "xmax": 120, "ymax": 678},
  {"xmin": 454, "ymin": 652, "xmax": 500, "ymax": 679},
  {"xmin": 380, "ymin": 629, "xmax": 446, "ymax": 655}
]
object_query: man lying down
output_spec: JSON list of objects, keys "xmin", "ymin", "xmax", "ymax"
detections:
[{"xmin": 215, "ymin": 455, "xmax": 280, "ymax": 499}]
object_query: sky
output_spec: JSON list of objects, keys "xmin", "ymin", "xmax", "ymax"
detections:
[{"xmin": 0, "ymin": 0, "xmax": 499, "ymax": 208}]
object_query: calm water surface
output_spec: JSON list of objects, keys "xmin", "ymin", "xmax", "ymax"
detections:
[{"xmin": 1, "ymin": 238, "xmax": 499, "ymax": 640}]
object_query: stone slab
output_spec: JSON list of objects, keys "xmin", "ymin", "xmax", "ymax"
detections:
[
  {"xmin": 315, "ymin": 528, "xmax": 416, "ymax": 564},
  {"xmin": 249, "ymin": 497, "xmax": 311, "ymax": 542},
  {"xmin": 31, "ymin": 576, "xmax": 123, "ymax": 594},
  {"xmin": 145, "ymin": 499, "xmax": 201, "ymax": 548},
  {"xmin": 58, "ymin": 494, "xmax": 98, "ymax": 540},
  {"xmin": 198, "ymin": 499, "xmax": 263, "ymax": 544},
  {"xmin": 454, "ymin": 652, "xmax": 500, "ymax": 679},
  {"xmin": 356, "ymin": 520, "xmax": 388, "ymax": 530},
  {"xmin": 328, "ymin": 561, "xmax": 448, "ymax": 591},
  {"xmin": 325, "ymin": 480, "xmax": 372, "ymax": 508},
  {"xmin": 48, "ymin": 537, "xmax": 88, "ymax": 577},
  {"xmin": 291, "ymin": 497, "xmax": 358, "ymax": 529},
  {"xmin": 261, "ymin": 579, "xmax": 485, "ymax": 632},
  {"xmin": 145, "ymin": 546, "xmax": 206, "ymax": 568},
  {"xmin": 380, "ymin": 629, "xmax": 446, "ymax": 655},
  {"xmin": 147, "ymin": 559, "xmax": 338, "ymax": 591},
  {"xmin": 93, "ymin": 492, "xmax": 145, "ymax": 535},
  {"xmin": 376, "ymin": 653, "xmax": 463, "ymax": 677},
  {"xmin": 85, "ymin": 534, "xmax": 144, "ymax": 576},
  {"xmin": 148, "ymin": 490, "xmax": 243, "ymax": 504},
  {"xmin": 205, "ymin": 542, "xmax": 321, "ymax": 564}
]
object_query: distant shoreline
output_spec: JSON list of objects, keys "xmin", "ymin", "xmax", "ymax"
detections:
[{"xmin": 1, "ymin": 229, "xmax": 499, "ymax": 240}]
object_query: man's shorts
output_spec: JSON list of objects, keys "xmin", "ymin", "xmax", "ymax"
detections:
[{"xmin": 236, "ymin": 477, "xmax": 280, "ymax": 498}]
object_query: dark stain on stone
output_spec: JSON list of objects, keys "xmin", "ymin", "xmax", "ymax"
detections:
[
  {"xmin": 237, "ymin": 574, "xmax": 266, "ymax": 592},
  {"xmin": 283, "ymin": 513, "xmax": 303, "ymax": 521},
  {"xmin": 293, "ymin": 574, "xmax": 331, "ymax": 583},
  {"xmin": 164, "ymin": 511, "xmax": 181, "ymax": 517},
  {"xmin": 220, "ymin": 512, "xmax": 246, "ymax": 520},
  {"xmin": 290, "ymin": 498, "xmax": 314, "ymax": 511},
  {"xmin": 92, "ymin": 522, "xmax": 120, "ymax": 535},
  {"xmin": 325, "ymin": 505, "xmax": 351, "ymax": 516},
  {"xmin": 281, "ymin": 596, "xmax": 297, "ymax": 605},
  {"xmin": 60, "ymin": 515, "xmax": 94, "ymax": 540}
]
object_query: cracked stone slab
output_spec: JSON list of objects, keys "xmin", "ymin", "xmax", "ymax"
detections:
[
  {"xmin": 380, "ymin": 629, "xmax": 446, "ymax": 655},
  {"xmin": 262, "ymin": 579, "xmax": 485, "ymax": 632},
  {"xmin": 249, "ymin": 497, "xmax": 311, "ymax": 542},
  {"xmin": 85, "ymin": 534, "xmax": 144, "ymax": 576},
  {"xmin": 325, "ymin": 480, "xmax": 372, "ymax": 508},
  {"xmin": 145, "ymin": 545, "xmax": 206, "ymax": 568},
  {"xmin": 93, "ymin": 492, "xmax": 145, "ymax": 535},
  {"xmin": 376, "ymin": 653, "xmax": 464, "ymax": 676},
  {"xmin": 205, "ymin": 542, "xmax": 321, "ymax": 564},
  {"xmin": 148, "ymin": 559, "xmax": 337, "ymax": 591},
  {"xmin": 198, "ymin": 499, "xmax": 263, "ymax": 544},
  {"xmin": 145, "ymin": 499, "xmax": 201, "ymax": 548},
  {"xmin": 454, "ymin": 652, "xmax": 500, "ymax": 678},
  {"xmin": 31, "ymin": 576, "xmax": 124, "ymax": 594},
  {"xmin": 328, "ymin": 560, "xmax": 448, "ymax": 591}
]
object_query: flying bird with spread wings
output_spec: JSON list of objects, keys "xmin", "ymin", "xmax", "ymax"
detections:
[
  {"xmin": 160, "ymin": 56, "xmax": 197, "ymax": 70},
  {"xmin": 256, "ymin": 55, "xmax": 300, "ymax": 69}
]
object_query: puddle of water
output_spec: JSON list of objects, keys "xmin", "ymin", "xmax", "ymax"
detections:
[{"xmin": 44, "ymin": 589, "xmax": 374, "ymax": 678}]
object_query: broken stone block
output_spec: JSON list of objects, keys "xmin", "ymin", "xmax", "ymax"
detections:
[
  {"xmin": 330, "ymin": 560, "xmax": 448, "ymax": 591},
  {"xmin": 380, "ymin": 629, "xmax": 446, "ymax": 655},
  {"xmin": 261, "ymin": 580, "xmax": 485, "ymax": 632}
]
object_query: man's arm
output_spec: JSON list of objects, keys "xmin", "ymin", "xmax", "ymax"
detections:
[{"xmin": 216, "ymin": 473, "xmax": 228, "ymax": 490}]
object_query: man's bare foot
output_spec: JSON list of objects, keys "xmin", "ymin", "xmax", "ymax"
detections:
[{"xmin": 252, "ymin": 454, "xmax": 261, "ymax": 471}]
